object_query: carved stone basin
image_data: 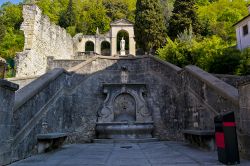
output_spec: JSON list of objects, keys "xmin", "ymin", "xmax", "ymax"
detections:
[
  {"xmin": 96, "ymin": 122, "xmax": 154, "ymax": 139},
  {"xmin": 96, "ymin": 83, "xmax": 154, "ymax": 139}
]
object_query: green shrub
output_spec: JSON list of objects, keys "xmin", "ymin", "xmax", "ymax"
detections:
[
  {"xmin": 236, "ymin": 48, "xmax": 250, "ymax": 75},
  {"xmin": 157, "ymin": 35, "xmax": 248, "ymax": 75}
]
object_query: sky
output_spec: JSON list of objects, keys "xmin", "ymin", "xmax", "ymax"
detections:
[{"xmin": 0, "ymin": 0, "xmax": 22, "ymax": 6}]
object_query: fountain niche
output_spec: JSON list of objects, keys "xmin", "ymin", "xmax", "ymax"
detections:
[{"xmin": 96, "ymin": 83, "xmax": 154, "ymax": 140}]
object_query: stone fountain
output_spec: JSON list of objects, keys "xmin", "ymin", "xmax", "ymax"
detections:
[{"xmin": 95, "ymin": 67, "xmax": 154, "ymax": 141}]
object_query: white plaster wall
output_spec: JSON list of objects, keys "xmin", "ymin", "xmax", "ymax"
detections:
[
  {"xmin": 16, "ymin": 5, "xmax": 74, "ymax": 77},
  {"xmin": 236, "ymin": 18, "xmax": 250, "ymax": 50}
]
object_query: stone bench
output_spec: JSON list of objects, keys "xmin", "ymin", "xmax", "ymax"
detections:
[
  {"xmin": 183, "ymin": 130, "xmax": 215, "ymax": 150},
  {"xmin": 37, "ymin": 133, "xmax": 67, "ymax": 153}
]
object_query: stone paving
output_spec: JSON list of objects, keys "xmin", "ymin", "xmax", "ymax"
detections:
[{"xmin": 10, "ymin": 141, "xmax": 250, "ymax": 166}]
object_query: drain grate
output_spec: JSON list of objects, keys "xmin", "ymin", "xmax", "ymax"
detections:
[{"xmin": 120, "ymin": 146, "xmax": 132, "ymax": 149}]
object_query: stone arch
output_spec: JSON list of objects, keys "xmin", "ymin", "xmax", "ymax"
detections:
[
  {"xmin": 85, "ymin": 41, "xmax": 95, "ymax": 53},
  {"xmin": 74, "ymin": 19, "xmax": 136, "ymax": 56},
  {"xmin": 110, "ymin": 19, "xmax": 136, "ymax": 56},
  {"xmin": 101, "ymin": 41, "xmax": 111, "ymax": 56},
  {"xmin": 116, "ymin": 30, "xmax": 129, "ymax": 55}
]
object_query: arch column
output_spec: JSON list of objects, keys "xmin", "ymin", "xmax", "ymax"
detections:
[
  {"xmin": 95, "ymin": 37, "xmax": 101, "ymax": 55},
  {"xmin": 129, "ymin": 37, "xmax": 136, "ymax": 56},
  {"xmin": 82, "ymin": 40, "xmax": 85, "ymax": 52},
  {"xmin": 111, "ymin": 37, "xmax": 117, "ymax": 56}
]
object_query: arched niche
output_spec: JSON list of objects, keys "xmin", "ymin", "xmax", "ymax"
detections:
[
  {"xmin": 85, "ymin": 41, "xmax": 95, "ymax": 53},
  {"xmin": 110, "ymin": 19, "xmax": 136, "ymax": 56},
  {"xmin": 101, "ymin": 41, "xmax": 111, "ymax": 56},
  {"xmin": 116, "ymin": 30, "xmax": 129, "ymax": 55}
]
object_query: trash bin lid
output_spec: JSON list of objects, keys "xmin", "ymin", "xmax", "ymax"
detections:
[{"xmin": 222, "ymin": 111, "xmax": 235, "ymax": 122}]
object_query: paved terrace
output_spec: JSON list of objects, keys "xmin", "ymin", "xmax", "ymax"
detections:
[{"xmin": 10, "ymin": 141, "xmax": 250, "ymax": 166}]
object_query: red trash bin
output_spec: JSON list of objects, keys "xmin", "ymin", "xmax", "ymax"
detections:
[{"xmin": 214, "ymin": 112, "xmax": 240, "ymax": 165}]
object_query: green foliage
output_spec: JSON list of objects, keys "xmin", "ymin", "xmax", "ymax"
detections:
[
  {"xmin": 36, "ymin": 0, "xmax": 136, "ymax": 35},
  {"xmin": 168, "ymin": 0, "xmax": 201, "ymax": 39},
  {"xmin": 82, "ymin": 1, "xmax": 110, "ymax": 35},
  {"xmin": 36, "ymin": 0, "xmax": 68, "ymax": 24},
  {"xmin": 0, "ymin": 3, "xmax": 24, "ymax": 61},
  {"xmin": 103, "ymin": 0, "xmax": 136, "ymax": 22},
  {"xmin": 208, "ymin": 48, "xmax": 241, "ymax": 74},
  {"xmin": 134, "ymin": 0, "xmax": 167, "ymax": 52},
  {"xmin": 59, "ymin": 0, "xmax": 76, "ymax": 28},
  {"xmin": 157, "ymin": 35, "xmax": 245, "ymax": 74},
  {"xmin": 197, "ymin": 0, "xmax": 249, "ymax": 41},
  {"xmin": 236, "ymin": 48, "xmax": 250, "ymax": 75},
  {"xmin": 161, "ymin": 0, "xmax": 175, "ymax": 25},
  {"xmin": 0, "ymin": 27, "xmax": 24, "ymax": 60},
  {"xmin": 0, "ymin": 0, "xmax": 249, "ymax": 77},
  {"xmin": 0, "ymin": 18, "xmax": 6, "ymax": 42}
]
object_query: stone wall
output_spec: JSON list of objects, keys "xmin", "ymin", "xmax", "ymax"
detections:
[
  {"xmin": 7, "ymin": 75, "xmax": 40, "ymax": 89},
  {"xmin": 12, "ymin": 69, "xmax": 69, "ymax": 161},
  {"xmin": 47, "ymin": 56, "xmax": 85, "ymax": 71},
  {"xmin": 15, "ymin": 5, "xmax": 74, "ymax": 77},
  {"xmin": 65, "ymin": 56, "xmax": 183, "ymax": 141},
  {"xmin": 238, "ymin": 81, "xmax": 250, "ymax": 158},
  {"xmin": 180, "ymin": 66, "xmax": 239, "ymax": 131},
  {"xmin": 0, "ymin": 80, "xmax": 18, "ymax": 165},
  {"xmin": 2, "ymin": 56, "xmax": 250, "ymax": 165},
  {"xmin": 214, "ymin": 74, "xmax": 250, "ymax": 88}
]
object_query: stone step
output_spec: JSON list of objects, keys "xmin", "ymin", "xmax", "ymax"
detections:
[{"xmin": 92, "ymin": 138, "xmax": 158, "ymax": 143}]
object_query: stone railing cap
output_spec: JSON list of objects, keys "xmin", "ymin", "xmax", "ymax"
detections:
[
  {"xmin": 183, "ymin": 65, "xmax": 239, "ymax": 105},
  {"xmin": 0, "ymin": 79, "xmax": 19, "ymax": 91},
  {"xmin": 14, "ymin": 68, "xmax": 68, "ymax": 110}
]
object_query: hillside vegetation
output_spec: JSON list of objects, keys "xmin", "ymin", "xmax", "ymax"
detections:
[{"xmin": 0, "ymin": 0, "xmax": 249, "ymax": 76}]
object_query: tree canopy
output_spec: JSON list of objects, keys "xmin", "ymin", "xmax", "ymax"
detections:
[
  {"xmin": 168, "ymin": 0, "xmax": 201, "ymax": 39},
  {"xmin": 0, "ymin": 0, "xmax": 250, "ymax": 76},
  {"xmin": 134, "ymin": 0, "xmax": 167, "ymax": 53}
]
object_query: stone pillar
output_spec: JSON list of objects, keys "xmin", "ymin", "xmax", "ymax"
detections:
[
  {"xmin": 82, "ymin": 40, "xmax": 86, "ymax": 53},
  {"xmin": 129, "ymin": 37, "xmax": 136, "ymax": 56},
  {"xmin": 111, "ymin": 37, "xmax": 117, "ymax": 56},
  {"xmin": 95, "ymin": 37, "xmax": 101, "ymax": 55},
  {"xmin": 238, "ymin": 80, "xmax": 250, "ymax": 159},
  {"xmin": 0, "ymin": 80, "xmax": 19, "ymax": 165}
]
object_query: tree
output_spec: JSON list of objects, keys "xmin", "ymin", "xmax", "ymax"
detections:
[
  {"xmin": 0, "ymin": 3, "xmax": 24, "ymax": 60},
  {"xmin": 197, "ymin": 0, "xmax": 248, "ymax": 41},
  {"xmin": 81, "ymin": 1, "xmax": 110, "ymax": 35},
  {"xmin": 59, "ymin": 0, "xmax": 76, "ymax": 28},
  {"xmin": 236, "ymin": 48, "xmax": 250, "ymax": 75},
  {"xmin": 160, "ymin": 0, "xmax": 175, "ymax": 26},
  {"xmin": 0, "ymin": 18, "xmax": 6, "ymax": 42},
  {"xmin": 36, "ymin": 0, "xmax": 68, "ymax": 24},
  {"xmin": 103, "ymin": 0, "xmax": 129, "ymax": 21},
  {"xmin": 168, "ymin": 0, "xmax": 200, "ymax": 39},
  {"xmin": 134, "ymin": 0, "xmax": 167, "ymax": 53}
]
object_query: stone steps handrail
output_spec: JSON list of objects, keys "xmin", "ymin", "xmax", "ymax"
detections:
[
  {"xmin": 182, "ymin": 65, "xmax": 239, "ymax": 105},
  {"xmin": 187, "ymin": 87, "xmax": 220, "ymax": 115},
  {"xmin": 14, "ymin": 68, "xmax": 68, "ymax": 111},
  {"xmin": 12, "ymin": 88, "xmax": 64, "ymax": 147},
  {"xmin": 68, "ymin": 56, "xmax": 99, "ymax": 72},
  {"xmin": 148, "ymin": 55, "xmax": 182, "ymax": 72},
  {"xmin": 7, "ymin": 75, "xmax": 41, "ymax": 82}
]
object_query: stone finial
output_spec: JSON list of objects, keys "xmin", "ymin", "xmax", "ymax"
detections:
[
  {"xmin": 96, "ymin": 27, "xmax": 100, "ymax": 35},
  {"xmin": 41, "ymin": 121, "xmax": 48, "ymax": 134}
]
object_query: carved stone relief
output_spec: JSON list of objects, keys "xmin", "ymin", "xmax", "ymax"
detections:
[{"xmin": 97, "ymin": 84, "xmax": 152, "ymax": 123}]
